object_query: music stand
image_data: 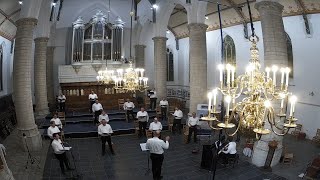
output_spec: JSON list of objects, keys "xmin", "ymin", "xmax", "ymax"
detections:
[{"xmin": 140, "ymin": 143, "xmax": 150, "ymax": 175}]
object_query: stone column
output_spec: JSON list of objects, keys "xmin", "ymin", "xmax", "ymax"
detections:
[
  {"xmin": 188, "ymin": 23, "xmax": 208, "ymax": 112},
  {"xmin": 251, "ymin": 1, "xmax": 288, "ymax": 167},
  {"xmin": 134, "ymin": 44, "xmax": 146, "ymax": 68},
  {"xmin": 152, "ymin": 37, "xmax": 167, "ymax": 101},
  {"xmin": 46, "ymin": 47, "xmax": 55, "ymax": 108},
  {"xmin": 34, "ymin": 37, "xmax": 49, "ymax": 117},
  {"xmin": 13, "ymin": 18, "xmax": 42, "ymax": 151}
]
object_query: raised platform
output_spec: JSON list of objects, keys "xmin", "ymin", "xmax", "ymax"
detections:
[{"xmin": 39, "ymin": 109, "xmax": 168, "ymax": 138}]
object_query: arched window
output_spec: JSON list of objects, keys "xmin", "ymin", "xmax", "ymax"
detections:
[
  {"xmin": 0, "ymin": 45, "xmax": 3, "ymax": 91},
  {"xmin": 166, "ymin": 48, "xmax": 174, "ymax": 81},
  {"xmin": 286, "ymin": 33, "xmax": 293, "ymax": 77},
  {"xmin": 223, "ymin": 35, "xmax": 236, "ymax": 66}
]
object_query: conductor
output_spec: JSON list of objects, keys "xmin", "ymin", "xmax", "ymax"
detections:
[{"xmin": 146, "ymin": 131, "xmax": 170, "ymax": 180}]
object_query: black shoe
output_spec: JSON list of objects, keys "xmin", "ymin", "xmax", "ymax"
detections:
[
  {"xmin": 102, "ymin": 152, "xmax": 105, "ymax": 156},
  {"xmin": 67, "ymin": 167, "xmax": 75, "ymax": 170},
  {"xmin": 62, "ymin": 171, "xmax": 66, "ymax": 175}
]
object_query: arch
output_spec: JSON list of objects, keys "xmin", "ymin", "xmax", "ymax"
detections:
[
  {"xmin": 0, "ymin": 43, "xmax": 3, "ymax": 91},
  {"xmin": 285, "ymin": 33, "xmax": 293, "ymax": 77},
  {"xmin": 223, "ymin": 35, "xmax": 236, "ymax": 66}
]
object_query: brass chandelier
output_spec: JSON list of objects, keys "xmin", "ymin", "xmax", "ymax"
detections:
[{"xmin": 201, "ymin": 0, "xmax": 298, "ymax": 137}]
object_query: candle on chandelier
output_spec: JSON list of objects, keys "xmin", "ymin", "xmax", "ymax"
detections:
[
  {"xmin": 226, "ymin": 64, "xmax": 231, "ymax": 85},
  {"xmin": 231, "ymin": 66, "xmax": 235, "ymax": 87},
  {"xmin": 207, "ymin": 92, "xmax": 212, "ymax": 113},
  {"xmin": 140, "ymin": 69, "xmax": 145, "ymax": 77},
  {"xmin": 289, "ymin": 95, "xmax": 297, "ymax": 117},
  {"xmin": 212, "ymin": 88, "xmax": 218, "ymax": 106},
  {"xmin": 218, "ymin": 64, "xmax": 224, "ymax": 84},
  {"xmin": 265, "ymin": 67, "xmax": 271, "ymax": 81},
  {"xmin": 285, "ymin": 67, "xmax": 290, "ymax": 87},
  {"xmin": 272, "ymin": 65, "xmax": 278, "ymax": 86},
  {"xmin": 225, "ymin": 95, "xmax": 232, "ymax": 117},
  {"xmin": 280, "ymin": 68, "xmax": 285, "ymax": 88}
]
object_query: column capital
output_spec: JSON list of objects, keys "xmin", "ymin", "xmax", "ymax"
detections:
[
  {"xmin": 152, "ymin": 36, "xmax": 168, "ymax": 42},
  {"xmin": 187, "ymin": 23, "xmax": 208, "ymax": 32},
  {"xmin": 255, "ymin": 1, "xmax": 284, "ymax": 14},
  {"xmin": 34, "ymin": 37, "xmax": 49, "ymax": 43},
  {"xmin": 135, "ymin": 44, "xmax": 146, "ymax": 48},
  {"xmin": 16, "ymin": 18, "xmax": 38, "ymax": 27}
]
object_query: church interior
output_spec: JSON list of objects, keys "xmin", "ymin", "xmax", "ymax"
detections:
[{"xmin": 0, "ymin": 0, "xmax": 320, "ymax": 179}]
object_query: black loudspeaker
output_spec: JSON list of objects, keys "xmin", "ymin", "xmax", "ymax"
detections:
[{"xmin": 201, "ymin": 145, "xmax": 214, "ymax": 170}]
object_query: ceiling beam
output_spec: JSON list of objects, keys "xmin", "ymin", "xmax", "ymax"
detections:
[
  {"xmin": 0, "ymin": 8, "xmax": 20, "ymax": 27},
  {"xmin": 171, "ymin": 8, "xmax": 187, "ymax": 16},
  {"xmin": 167, "ymin": 25, "xmax": 178, "ymax": 37},
  {"xmin": 295, "ymin": 0, "xmax": 310, "ymax": 34},
  {"xmin": 225, "ymin": 0, "xmax": 248, "ymax": 38}
]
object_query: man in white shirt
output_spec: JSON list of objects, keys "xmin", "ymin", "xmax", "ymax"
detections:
[
  {"xmin": 51, "ymin": 114, "xmax": 63, "ymax": 129},
  {"xmin": 159, "ymin": 98, "xmax": 169, "ymax": 120},
  {"xmin": 221, "ymin": 136, "xmax": 237, "ymax": 164},
  {"xmin": 123, "ymin": 99, "xmax": 135, "ymax": 122},
  {"xmin": 92, "ymin": 100, "xmax": 103, "ymax": 124},
  {"xmin": 98, "ymin": 119, "xmax": 115, "ymax": 155},
  {"xmin": 51, "ymin": 133, "xmax": 73, "ymax": 174},
  {"xmin": 88, "ymin": 91, "xmax": 98, "ymax": 113},
  {"xmin": 172, "ymin": 107, "xmax": 183, "ymax": 134},
  {"xmin": 187, "ymin": 112, "xmax": 199, "ymax": 143},
  {"xmin": 47, "ymin": 121, "xmax": 61, "ymax": 139},
  {"xmin": 98, "ymin": 111, "xmax": 109, "ymax": 123},
  {"xmin": 58, "ymin": 93, "xmax": 66, "ymax": 112},
  {"xmin": 136, "ymin": 107, "xmax": 149, "ymax": 137},
  {"xmin": 149, "ymin": 117, "xmax": 162, "ymax": 131},
  {"xmin": 149, "ymin": 88, "xmax": 157, "ymax": 110},
  {"xmin": 146, "ymin": 131, "xmax": 170, "ymax": 180}
]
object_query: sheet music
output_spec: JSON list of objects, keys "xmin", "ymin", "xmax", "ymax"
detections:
[
  {"xmin": 64, "ymin": 147, "xmax": 72, "ymax": 151},
  {"xmin": 140, "ymin": 143, "xmax": 149, "ymax": 151}
]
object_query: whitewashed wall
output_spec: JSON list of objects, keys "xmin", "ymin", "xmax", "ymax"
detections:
[
  {"xmin": 142, "ymin": 14, "xmax": 320, "ymax": 139},
  {"xmin": 0, "ymin": 36, "xmax": 13, "ymax": 97}
]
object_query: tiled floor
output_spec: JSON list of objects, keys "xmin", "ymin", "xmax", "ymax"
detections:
[{"xmin": 42, "ymin": 132, "xmax": 286, "ymax": 180}]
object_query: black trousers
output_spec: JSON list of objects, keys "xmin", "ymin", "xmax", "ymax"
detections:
[
  {"xmin": 59, "ymin": 102, "xmax": 65, "ymax": 112},
  {"xmin": 150, "ymin": 98, "xmax": 157, "ymax": 110},
  {"xmin": 188, "ymin": 126, "xmax": 198, "ymax": 143},
  {"xmin": 94, "ymin": 110, "xmax": 102, "ymax": 124},
  {"xmin": 161, "ymin": 107, "xmax": 167, "ymax": 120},
  {"xmin": 126, "ymin": 110, "xmax": 135, "ymax": 122},
  {"xmin": 89, "ymin": 101, "xmax": 95, "ymax": 113},
  {"xmin": 173, "ymin": 119, "xmax": 182, "ymax": 134},
  {"xmin": 139, "ymin": 121, "xmax": 147, "ymax": 137},
  {"xmin": 221, "ymin": 153, "xmax": 236, "ymax": 164},
  {"xmin": 101, "ymin": 135, "xmax": 114, "ymax": 154},
  {"xmin": 150, "ymin": 153, "xmax": 164, "ymax": 180},
  {"xmin": 55, "ymin": 152, "xmax": 70, "ymax": 173}
]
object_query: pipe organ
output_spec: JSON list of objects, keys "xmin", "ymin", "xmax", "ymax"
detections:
[{"xmin": 71, "ymin": 11, "xmax": 124, "ymax": 63}]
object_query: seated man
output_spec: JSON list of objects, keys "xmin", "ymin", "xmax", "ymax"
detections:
[
  {"xmin": 220, "ymin": 136, "xmax": 237, "ymax": 164},
  {"xmin": 51, "ymin": 133, "xmax": 73, "ymax": 174},
  {"xmin": 136, "ymin": 107, "xmax": 149, "ymax": 137},
  {"xmin": 187, "ymin": 112, "xmax": 199, "ymax": 143},
  {"xmin": 98, "ymin": 111, "xmax": 109, "ymax": 123},
  {"xmin": 50, "ymin": 114, "xmax": 62, "ymax": 129},
  {"xmin": 47, "ymin": 121, "xmax": 61, "ymax": 139}
]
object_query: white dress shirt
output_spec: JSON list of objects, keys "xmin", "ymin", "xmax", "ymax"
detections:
[
  {"xmin": 149, "ymin": 122, "xmax": 163, "ymax": 131},
  {"xmin": 58, "ymin": 95, "xmax": 66, "ymax": 103},
  {"xmin": 136, "ymin": 111, "xmax": 149, "ymax": 122},
  {"xmin": 47, "ymin": 126, "xmax": 60, "ymax": 139},
  {"xmin": 50, "ymin": 118, "xmax": 62, "ymax": 129},
  {"xmin": 150, "ymin": 91, "xmax": 157, "ymax": 98},
  {"xmin": 92, "ymin": 103, "xmax": 103, "ymax": 112},
  {"xmin": 99, "ymin": 114, "xmax": 109, "ymax": 123},
  {"xmin": 173, "ymin": 110, "xmax": 183, "ymax": 119},
  {"xmin": 98, "ymin": 124, "xmax": 113, "ymax": 136},
  {"xmin": 188, "ymin": 117, "xmax": 199, "ymax": 127},
  {"xmin": 222, "ymin": 142, "xmax": 237, "ymax": 154},
  {"xmin": 146, "ymin": 137, "xmax": 169, "ymax": 154},
  {"xmin": 159, "ymin": 100, "xmax": 168, "ymax": 107},
  {"xmin": 51, "ymin": 139, "xmax": 70, "ymax": 154},
  {"xmin": 123, "ymin": 102, "xmax": 135, "ymax": 110},
  {"xmin": 88, "ymin": 93, "xmax": 98, "ymax": 100}
]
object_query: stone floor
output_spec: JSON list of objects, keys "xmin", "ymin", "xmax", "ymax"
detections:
[{"xmin": 2, "ymin": 130, "xmax": 320, "ymax": 180}]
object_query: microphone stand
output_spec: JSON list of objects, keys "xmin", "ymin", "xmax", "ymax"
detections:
[{"xmin": 23, "ymin": 134, "xmax": 40, "ymax": 169}]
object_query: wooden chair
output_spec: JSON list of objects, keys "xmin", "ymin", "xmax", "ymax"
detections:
[
  {"xmin": 146, "ymin": 130, "xmax": 153, "ymax": 139},
  {"xmin": 304, "ymin": 156, "xmax": 320, "ymax": 180},
  {"xmin": 144, "ymin": 98, "xmax": 150, "ymax": 109},
  {"xmin": 57, "ymin": 112, "xmax": 66, "ymax": 126},
  {"xmin": 183, "ymin": 125, "xmax": 189, "ymax": 144},
  {"xmin": 134, "ymin": 120, "xmax": 139, "ymax": 136},
  {"xmin": 282, "ymin": 147, "xmax": 294, "ymax": 165},
  {"xmin": 312, "ymin": 129, "xmax": 320, "ymax": 144},
  {"xmin": 118, "ymin": 99, "xmax": 125, "ymax": 110},
  {"xmin": 291, "ymin": 124, "xmax": 302, "ymax": 138},
  {"xmin": 156, "ymin": 107, "xmax": 162, "ymax": 118},
  {"xmin": 167, "ymin": 116, "xmax": 174, "ymax": 132}
]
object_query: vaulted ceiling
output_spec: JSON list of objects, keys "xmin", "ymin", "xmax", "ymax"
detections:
[{"xmin": 0, "ymin": 0, "xmax": 320, "ymax": 41}]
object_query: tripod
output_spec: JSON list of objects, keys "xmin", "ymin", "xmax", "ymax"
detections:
[
  {"xmin": 23, "ymin": 134, "xmax": 40, "ymax": 169},
  {"xmin": 64, "ymin": 141, "xmax": 82, "ymax": 180}
]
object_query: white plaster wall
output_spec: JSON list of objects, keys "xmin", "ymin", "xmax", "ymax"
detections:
[
  {"xmin": 161, "ymin": 14, "xmax": 320, "ymax": 139},
  {"xmin": 0, "ymin": 36, "xmax": 13, "ymax": 97}
]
